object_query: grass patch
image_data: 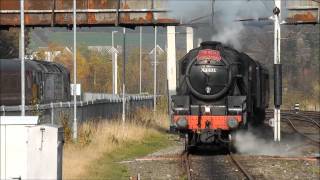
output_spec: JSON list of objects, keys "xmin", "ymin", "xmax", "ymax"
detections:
[
  {"xmin": 63, "ymin": 109, "xmax": 172, "ymax": 179},
  {"xmin": 86, "ymin": 133, "xmax": 172, "ymax": 179}
]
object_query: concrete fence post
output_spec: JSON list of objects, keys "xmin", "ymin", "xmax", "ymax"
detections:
[{"xmin": 51, "ymin": 102, "xmax": 54, "ymax": 124}]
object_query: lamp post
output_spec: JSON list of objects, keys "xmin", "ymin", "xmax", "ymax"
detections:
[
  {"xmin": 273, "ymin": 0, "xmax": 282, "ymax": 142},
  {"xmin": 72, "ymin": 0, "xmax": 77, "ymax": 141},
  {"xmin": 153, "ymin": 27, "xmax": 157, "ymax": 112},
  {"xmin": 139, "ymin": 27, "xmax": 142, "ymax": 94},
  {"xmin": 122, "ymin": 28, "xmax": 126, "ymax": 124},
  {"xmin": 20, "ymin": 0, "xmax": 25, "ymax": 116},
  {"xmin": 112, "ymin": 30, "xmax": 118, "ymax": 95}
]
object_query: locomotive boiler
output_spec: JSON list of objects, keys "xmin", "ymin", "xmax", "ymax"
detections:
[
  {"xmin": 171, "ymin": 41, "xmax": 269, "ymax": 148},
  {"xmin": 0, "ymin": 59, "xmax": 71, "ymax": 106}
]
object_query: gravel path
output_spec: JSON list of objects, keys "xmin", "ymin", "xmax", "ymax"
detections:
[{"xmin": 124, "ymin": 137, "xmax": 185, "ymax": 180}]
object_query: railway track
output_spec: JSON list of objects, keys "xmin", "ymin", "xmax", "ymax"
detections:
[
  {"xmin": 228, "ymin": 152, "xmax": 255, "ymax": 180},
  {"xmin": 283, "ymin": 117, "xmax": 320, "ymax": 145},
  {"xmin": 178, "ymin": 110, "xmax": 320, "ymax": 179},
  {"xmin": 181, "ymin": 149, "xmax": 258, "ymax": 180},
  {"xmin": 181, "ymin": 151, "xmax": 192, "ymax": 180},
  {"xmin": 266, "ymin": 109, "xmax": 320, "ymax": 122},
  {"xmin": 266, "ymin": 109, "xmax": 320, "ymax": 145}
]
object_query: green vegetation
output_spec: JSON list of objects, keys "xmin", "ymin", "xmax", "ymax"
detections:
[
  {"xmin": 63, "ymin": 109, "xmax": 171, "ymax": 179},
  {"xmin": 86, "ymin": 133, "xmax": 172, "ymax": 180}
]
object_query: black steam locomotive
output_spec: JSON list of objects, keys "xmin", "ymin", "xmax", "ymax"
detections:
[
  {"xmin": 0, "ymin": 59, "xmax": 71, "ymax": 106},
  {"xmin": 171, "ymin": 41, "xmax": 269, "ymax": 147}
]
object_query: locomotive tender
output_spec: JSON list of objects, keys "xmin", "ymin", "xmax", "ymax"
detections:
[
  {"xmin": 0, "ymin": 59, "xmax": 71, "ymax": 106},
  {"xmin": 172, "ymin": 41, "xmax": 269, "ymax": 147}
]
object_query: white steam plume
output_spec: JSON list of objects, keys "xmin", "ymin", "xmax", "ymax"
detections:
[
  {"xmin": 211, "ymin": 23, "xmax": 244, "ymax": 49},
  {"xmin": 168, "ymin": 0, "xmax": 273, "ymax": 49},
  {"xmin": 234, "ymin": 130, "xmax": 306, "ymax": 156}
]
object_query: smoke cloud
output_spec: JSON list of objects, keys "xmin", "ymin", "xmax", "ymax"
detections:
[
  {"xmin": 234, "ymin": 130, "xmax": 306, "ymax": 156},
  {"xmin": 168, "ymin": 0, "xmax": 274, "ymax": 49},
  {"xmin": 210, "ymin": 22, "xmax": 244, "ymax": 49}
]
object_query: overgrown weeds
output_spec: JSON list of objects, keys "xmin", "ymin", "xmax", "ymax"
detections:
[{"xmin": 63, "ymin": 108, "xmax": 169, "ymax": 179}]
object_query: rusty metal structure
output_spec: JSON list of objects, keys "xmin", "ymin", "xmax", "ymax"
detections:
[
  {"xmin": 285, "ymin": 0, "xmax": 320, "ymax": 24},
  {"xmin": 0, "ymin": 0, "xmax": 179, "ymax": 28}
]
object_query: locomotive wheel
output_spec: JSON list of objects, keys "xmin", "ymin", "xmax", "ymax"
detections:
[
  {"xmin": 184, "ymin": 133, "xmax": 192, "ymax": 151},
  {"xmin": 184, "ymin": 133, "xmax": 197, "ymax": 151}
]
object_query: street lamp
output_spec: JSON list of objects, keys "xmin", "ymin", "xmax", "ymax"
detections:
[
  {"xmin": 112, "ymin": 30, "xmax": 118, "ymax": 95},
  {"xmin": 139, "ymin": 27, "xmax": 142, "ymax": 94},
  {"xmin": 20, "ymin": 0, "xmax": 25, "ymax": 116},
  {"xmin": 72, "ymin": 0, "xmax": 77, "ymax": 141},
  {"xmin": 153, "ymin": 27, "xmax": 157, "ymax": 112}
]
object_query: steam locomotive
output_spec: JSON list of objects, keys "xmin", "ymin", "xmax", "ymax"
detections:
[
  {"xmin": 0, "ymin": 59, "xmax": 71, "ymax": 106},
  {"xmin": 171, "ymin": 41, "xmax": 269, "ymax": 148}
]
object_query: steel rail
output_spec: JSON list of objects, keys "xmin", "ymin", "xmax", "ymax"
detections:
[
  {"xmin": 181, "ymin": 151, "xmax": 192, "ymax": 180},
  {"xmin": 283, "ymin": 117, "xmax": 320, "ymax": 145},
  {"xmin": 282, "ymin": 118, "xmax": 320, "ymax": 128},
  {"xmin": 282, "ymin": 112, "xmax": 320, "ymax": 128},
  {"xmin": 228, "ymin": 153, "xmax": 255, "ymax": 180}
]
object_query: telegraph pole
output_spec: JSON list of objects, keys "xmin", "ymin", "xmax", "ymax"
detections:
[
  {"xmin": 273, "ymin": 0, "xmax": 282, "ymax": 142},
  {"xmin": 139, "ymin": 27, "xmax": 142, "ymax": 94},
  {"xmin": 122, "ymin": 28, "xmax": 126, "ymax": 124},
  {"xmin": 73, "ymin": 0, "xmax": 77, "ymax": 140},
  {"xmin": 153, "ymin": 27, "xmax": 157, "ymax": 112},
  {"xmin": 20, "ymin": 0, "xmax": 25, "ymax": 116},
  {"xmin": 167, "ymin": 26, "xmax": 177, "ymax": 129},
  {"xmin": 112, "ymin": 30, "xmax": 118, "ymax": 95}
]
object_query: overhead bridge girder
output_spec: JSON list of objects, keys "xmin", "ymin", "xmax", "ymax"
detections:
[{"xmin": 0, "ymin": 0, "xmax": 179, "ymax": 27}]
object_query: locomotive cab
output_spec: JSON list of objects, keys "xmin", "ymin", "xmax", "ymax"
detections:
[{"xmin": 171, "ymin": 41, "xmax": 269, "ymax": 148}]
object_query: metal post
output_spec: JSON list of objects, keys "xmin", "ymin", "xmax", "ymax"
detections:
[
  {"xmin": 20, "ymin": 0, "xmax": 25, "ymax": 116},
  {"xmin": 72, "ymin": 0, "xmax": 77, "ymax": 141},
  {"xmin": 153, "ymin": 26, "xmax": 157, "ymax": 112},
  {"xmin": 114, "ymin": 52, "xmax": 118, "ymax": 95},
  {"xmin": 139, "ymin": 26, "xmax": 142, "ymax": 94},
  {"xmin": 122, "ymin": 28, "xmax": 126, "ymax": 124},
  {"xmin": 112, "ymin": 30, "xmax": 118, "ymax": 95},
  {"xmin": 197, "ymin": 38, "xmax": 202, "ymax": 47},
  {"xmin": 186, "ymin": 27, "xmax": 194, "ymax": 52},
  {"xmin": 167, "ymin": 26, "xmax": 177, "ymax": 127},
  {"xmin": 273, "ymin": 0, "xmax": 282, "ymax": 142},
  {"xmin": 51, "ymin": 102, "xmax": 54, "ymax": 124},
  {"xmin": 211, "ymin": 0, "xmax": 215, "ymax": 25}
]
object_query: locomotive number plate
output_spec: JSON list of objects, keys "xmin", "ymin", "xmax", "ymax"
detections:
[
  {"xmin": 197, "ymin": 49, "xmax": 222, "ymax": 61},
  {"xmin": 201, "ymin": 67, "xmax": 216, "ymax": 73}
]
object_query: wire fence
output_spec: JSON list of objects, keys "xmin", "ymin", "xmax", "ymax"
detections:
[{"xmin": 0, "ymin": 95, "xmax": 154, "ymax": 125}]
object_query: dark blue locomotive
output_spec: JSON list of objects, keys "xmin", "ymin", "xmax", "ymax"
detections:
[
  {"xmin": 172, "ymin": 41, "xmax": 270, "ymax": 147},
  {"xmin": 0, "ymin": 59, "xmax": 71, "ymax": 106}
]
